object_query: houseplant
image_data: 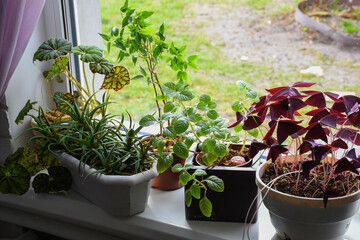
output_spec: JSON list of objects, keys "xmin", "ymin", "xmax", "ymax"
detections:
[
  {"xmin": 101, "ymin": 0, "xmax": 199, "ymax": 190},
  {"xmin": 13, "ymin": 37, "xmax": 158, "ymax": 216},
  {"xmin": 247, "ymin": 82, "xmax": 360, "ymax": 239}
]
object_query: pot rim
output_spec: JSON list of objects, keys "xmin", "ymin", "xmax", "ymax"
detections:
[{"xmin": 256, "ymin": 161, "xmax": 360, "ymax": 203}]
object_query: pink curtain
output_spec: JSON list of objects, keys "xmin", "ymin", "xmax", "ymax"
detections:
[{"xmin": 0, "ymin": 0, "xmax": 45, "ymax": 102}]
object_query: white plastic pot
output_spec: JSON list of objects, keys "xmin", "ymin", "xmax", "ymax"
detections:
[
  {"xmin": 55, "ymin": 151, "xmax": 158, "ymax": 216},
  {"xmin": 256, "ymin": 161, "xmax": 360, "ymax": 240}
]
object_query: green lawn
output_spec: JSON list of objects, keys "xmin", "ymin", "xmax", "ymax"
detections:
[{"xmin": 99, "ymin": 0, "xmax": 319, "ymax": 120}]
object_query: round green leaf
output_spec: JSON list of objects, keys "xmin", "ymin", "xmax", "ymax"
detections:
[
  {"xmin": 164, "ymin": 101, "xmax": 176, "ymax": 113},
  {"xmin": 32, "ymin": 173, "xmax": 50, "ymax": 193},
  {"xmin": 214, "ymin": 143, "xmax": 228, "ymax": 157},
  {"xmin": 185, "ymin": 137, "xmax": 195, "ymax": 149},
  {"xmin": 33, "ymin": 38, "xmax": 72, "ymax": 61},
  {"xmin": 172, "ymin": 163, "xmax": 184, "ymax": 173},
  {"xmin": 245, "ymin": 89, "xmax": 258, "ymax": 99},
  {"xmin": 157, "ymin": 153, "xmax": 173, "ymax": 173},
  {"xmin": 48, "ymin": 166, "xmax": 72, "ymax": 192},
  {"xmin": 199, "ymin": 196, "xmax": 212, "ymax": 217},
  {"xmin": 72, "ymin": 45, "xmax": 102, "ymax": 62},
  {"xmin": 89, "ymin": 57, "xmax": 113, "ymax": 75},
  {"xmin": 190, "ymin": 184, "xmax": 201, "ymax": 199},
  {"xmin": 207, "ymin": 110, "xmax": 219, "ymax": 120},
  {"xmin": 163, "ymin": 126, "xmax": 177, "ymax": 138},
  {"xmin": 174, "ymin": 118, "xmax": 189, "ymax": 134},
  {"xmin": 173, "ymin": 142, "xmax": 189, "ymax": 159},
  {"xmin": 179, "ymin": 171, "xmax": 191, "ymax": 185},
  {"xmin": 177, "ymin": 90, "xmax": 194, "ymax": 102},
  {"xmin": 185, "ymin": 189, "xmax": 193, "ymax": 207},
  {"xmin": 197, "ymin": 102, "xmax": 207, "ymax": 111},
  {"xmin": 248, "ymin": 128, "xmax": 259, "ymax": 138},
  {"xmin": 139, "ymin": 115, "xmax": 157, "ymax": 127},
  {"xmin": 236, "ymin": 80, "xmax": 248, "ymax": 91},
  {"xmin": 0, "ymin": 163, "xmax": 30, "ymax": 195},
  {"xmin": 205, "ymin": 138, "xmax": 216, "ymax": 152},
  {"xmin": 162, "ymin": 82, "xmax": 177, "ymax": 97},
  {"xmin": 199, "ymin": 94, "xmax": 211, "ymax": 103},
  {"xmin": 207, "ymin": 101, "xmax": 217, "ymax": 109},
  {"xmin": 193, "ymin": 169, "xmax": 207, "ymax": 177},
  {"xmin": 101, "ymin": 66, "xmax": 131, "ymax": 91},
  {"xmin": 205, "ymin": 175, "xmax": 224, "ymax": 192}
]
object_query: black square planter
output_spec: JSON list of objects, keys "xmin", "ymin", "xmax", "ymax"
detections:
[{"xmin": 185, "ymin": 154, "xmax": 259, "ymax": 223}]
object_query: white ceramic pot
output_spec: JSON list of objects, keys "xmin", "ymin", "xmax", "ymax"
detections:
[
  {"xmin": 55, "ymin": 151, "xmax": 158, "ymax": 216},
  {"xmin": 256, "ymin": 161, "xmax": 360, "ymax": 240}
]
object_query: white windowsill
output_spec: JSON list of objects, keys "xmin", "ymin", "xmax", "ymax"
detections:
[{"xmin": 0, "ymin": 187, "xmax": 359, "ymax": 240}]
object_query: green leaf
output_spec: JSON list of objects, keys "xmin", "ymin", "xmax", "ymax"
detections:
[
  {"xmin": 99, "ymin": 33, "xmax": 110, "ymax": 41},
  {"xmin": 188, "ymin": 55, "xmax": 199, "ymax": 62},
  {"xmin": 179, "ymin": 171, "xmax": 191, "ymax": 185},
  {"xmin": 234, "ymin": 122, "xmax": 243, "ymax": 133},
  {"xmin": 162, "ymin": 82, "xmax": 177, "ymax": 97},
  {"xmin": 199, "ymin": 94, "xmax": 211, "ymax": 103},
  {"xmin": 248, "ymin": 128, "xmax": 259, "ymax": 138},
  {"xmin": 207, "ymin": 110, "xmax": 219, "ymax": 120},
  {"xmin": 214, "ymin": 129, "xmax": 228, "ymax": 139},
  {"xmin": 173, "ymin": 142, "xmax": 189, "ymax": 159},
  {"xmin": 245, "ymin": 89, "xmax": 257, "ymax": 99},
  {"xmin": 0, "ymin": 163, "xmax": 30, "ymax": 195},
  {"xmin": 231, "ymin": 101, "xmax": 243, "ymax": 112},
  {"xmin": 174, "ymin": 118, "xmax": 189, "ymax": 134},
  {"xmin": 101, "ymin": 66, "xmax": 130, "ymax": 91},
  {"xmin": 120, "ymin": 0, "xmax": 129, "ymax": 12},
  {"xmin": 172, "ymin": 163, "xmax": 184, "ymax": 173},
  {"xmin": 139, "ymin": 66, "xmax": 147, "ymax": 76},
  {"xmin": 199, "ymin": 197, "xmax": 212, "ymax": 217},
  {"xmin": 193, "ymin": 169, "xmax": 207, "ymax": 177},
  {"xmin": 236, "ymin": 80, "xmax": 248, "ymax": 91},
  {"xmin": 190, "ymin": 184, "xmax": 201, "ymax": 199},
  {"xmin": 46, "ymin": 56, "xmax": 69, "ymax": 81},
  {"xmin": 208, "ymin": 101, "xmax": 217, "ymax": 109},
  {"xmin": 185, "ymin": 137, "xmax": 195, "ymax": 149},
  {"xmin": 139, "ymin": 115, "xmax": 157, "ymax": 127},
  {"xmin": 207, "ymin": 152, "xmax": 218, "ymax": 165},
  {"xmin": 139, "ymin": 28, "xmax": 157, "ymax": 36},
  {"xmin": 111, "ymin": 27, "xmax": 119, "ymax": 36},
  {"xmin": 15, "ymin": 100, "xmax": 37, "ymax": 124},
  {"xmin": 227, "ymin": 135, "xmax": 240, "ymax": 143},
  {"xmin": 72, "ymin": 45, "xmax": 103, "ymax": 62},
  {"xmin": 214, "ymin": 143, "xmax": 228, "ymax": 157},
  {"xmin": 140, "ymin": 11, "xmax": 154, "ymax": 19},
  {"xmin": 185, "ymin": 189, "xmax": 193, "ymax": 207},
  {"xmin": 164, "ymin": 101, "xmax": 176, "ymax": 113},
  {"xmin": 177, "ymin": 90, "xmax": 194, "ymax": 101},
  {"xmin": 89, "ymin": 57, "xmax": 113, "ymax": 75},
  {"xmin": 197, "ymin": 102, "xmax": 207, "ymax": 111},
  {"xmin": 205, "ymin": 138, "xmax": 216, "ymax": 152},
  {"xmin": 205, "ymin": 175, "xmax": 224, "ymax": 192},
  {"xmin": 33, "ymin": 38, "xmax": 72, "ymax": 61},
  {"xmin": 32, "ymin": 174, "xmax": 50, "ymax": 193},
  {"xmin": 163, "ymin": 126, "xmax": 177, "ymax": 138},
  {"xmin": 132, "ymin": 75, "xmax": 144, "ymax": 80},
  {"xmin": 33, "ymin": 166, "xmax": 72, "ymax": 193},
  {"xmin": 157, "ymin": 153, "xmax": 173, "ymax": 173},
  {"xmin": 161, "ymin": 112, "xmax": 173, "ymax": 122},
  {"xmin": 184, "ymin": 163, "xmax": 194, "ymax": 170}
]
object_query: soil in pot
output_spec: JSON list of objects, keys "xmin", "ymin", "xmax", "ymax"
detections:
[{"xmin": 186, "ymin": 144, "xmax": 259, "ymax": 223}]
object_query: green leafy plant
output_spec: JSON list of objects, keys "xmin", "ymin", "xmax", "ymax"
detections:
[
  {"xmin": 100, "ymin": 0, "xmax": 198, "ymax": 134},
  {"xmin": 341, "ymin": 20, "xmax": 359, "ymax": 34},
  {"xmin": 140, "ymin": 79, "xmax": 259, "ymax": 217}
]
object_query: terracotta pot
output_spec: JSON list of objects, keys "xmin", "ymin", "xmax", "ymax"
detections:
[
  {"xmin": 256, "ymin": 161, "xmax": 360, "ymax": 240},
  {"xmin": 151, "ymin": 153, "xmax": 186, "ymax": 190}
]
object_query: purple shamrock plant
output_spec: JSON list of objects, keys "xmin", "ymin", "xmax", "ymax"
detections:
[{"xmin": 245, "ymin": 82, "xmax": 360, "ymax": 206}]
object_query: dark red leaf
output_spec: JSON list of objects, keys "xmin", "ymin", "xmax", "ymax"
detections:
[
  {"xmin": 270, "ymin": 86, "xmax": 302, "ymax": 101},
  {"xmin": 269, "ymin": 101, "xmax": 288, "ymax": 120},
  {"xmin": 265, "ymin": 136, "xmax": 278, "ymax": 146},
  {"xmin": 343, "ymin": 95, "xmax": 360, "ymax": 114},
  {"xmin": 352, "ymin": 159, "xmax": 360, "ymax": 168},
  {"xmin": 302, "ymin": 160, "xmax": 318, "ymax": 180},
  {"xmin": 331, "ymin": 139, "xmax": 348, "ymax": 149},
  {"xmin": 264, "ymin": 124, "xmax": 276, "ymax": 141},
  {"xmin": 320, "ymin": 114, "xmax": 338, "ymax": 129},
  {"xmin": 308, "ymin": 109, "xmax": 329, "ymax": 125},
  {"xmin": 298, "ymin": 140, "xmax": 316, "ymax": 155},
  {"xmin": 292, "ymin": 82, "xmax": 316, "ymax": 88},
  {"xmin": 334, "ymin": 157, "xmax": 359, "ymax": 175},
  {"xmin": 312, "ymin": 145, "xmax": 331, "ymax": 163},
  {"xmin": 243, "ymin": 115, "xmax": 263, "ymax": 130},
  {"xmin": 228, "ymin": 112, "xmax": 246, "ymax": 128},
  {"xmin": 331, "ymin": 100, "xmax": 346, "ymax": 113},
  {"xmin": 248, "ymin": 141, "xmax": 268, "ymax": 159},
  {"xmin": 267, "ymin": 144, "xmax": 288, "ymax": 162},
  {"xmin": 354, "ymin": 134, "xmax": 360, "ymax": 146},
  {"xmin": 253, "ymin": 95, "xmax": 269, "ymax": 109},
  {"xmin": 323, "ymin": 189, "xmax": 341, "ymax": 208},
  {"xmin": 289, "ymin": 98, "xmax": 305, "ymax": 120},
  {"xmin": 335, "ymin": 128, "xmax": 356, "ymax": 142},
  {"xmin": 305, "ymin": 123, "xmax": 328, "ymax": 143},
  {"xmin": 348, "ymin": 112, "xmax": 360, "ymax": 128},
  {"xmin": 347, "ymin": 149, "xmax": 357, "ymax": 160},
  {"xmin": 265, "ymin": 86, "xmax": 287, "ymax": 95},
  {"xmin": 277, "ymin": 120, "xmax": 304, "ymax": 144},
  {"xmin": 324, "ymin": 91, "xmax": 339, "ymax": 101},
  {"xmin": 305, "ymin": 92, "xmax": 326, "ymax": 108},
  {"xmin": 306, "ymin": 108, "xmax": 328, "ymax": 117}
]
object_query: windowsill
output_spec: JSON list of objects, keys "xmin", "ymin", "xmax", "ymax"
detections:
[{"xmin": 0, "ymin": 187, "xmax": 359, "ymax": 240}]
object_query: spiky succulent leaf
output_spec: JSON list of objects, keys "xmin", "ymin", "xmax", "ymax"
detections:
[
  {"xmin": 89, "ymin": 57, "xmax": 113, "ymax": 74},
  {"xmin": 71, "ymin": 45, "xmax": 102, "ymax": 62},
  {"xmin": 101, "ymin": 66, "xmax": 130, "ymax": 91}
]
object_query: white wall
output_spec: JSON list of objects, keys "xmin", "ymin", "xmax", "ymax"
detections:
[{"xmin": 1, "ymin": 0, "xmax": 103, "ymax": 161}]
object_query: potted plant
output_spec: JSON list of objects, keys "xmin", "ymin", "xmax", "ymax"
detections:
[
  {"xmin": 296, "ymin": 0, "xmax": 360, "ymax": 46},
  {"xmin": 13, "ymin": 37, "xmax": 158, "ymax": 216},
  {"xmin": 247, "ymin": 82, "xmax": 360, "ymax": 239},
  {"xmin": 101, "ymin": 0, "xmax": 199, "ymax": 190}
]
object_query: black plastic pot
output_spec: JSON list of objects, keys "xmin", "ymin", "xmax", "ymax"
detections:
[
  {"xmin": 185, "ymin": 144, "xmax": 259, "ymax": 223},
  {"xmin": 295, "ymin": 0, "xmax": 360, "ymax": 46}
]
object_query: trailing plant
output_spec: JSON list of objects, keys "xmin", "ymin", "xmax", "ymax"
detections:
[
  {"xmin": 341, "ymin": 20, "xmax": 358, "ymax": 34},
  {"xmin": 101, "ymin": 0, "xmax": 198, "ymax": 134},
  {"xmin": 246, "ymin": 82, "xmax": 360, "ymax": 204},
  {"xmin": 140, "ymin": 79, "xmax": 259, "ymax": 217}
]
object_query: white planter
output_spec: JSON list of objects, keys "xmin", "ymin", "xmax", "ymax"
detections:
[
  {"xmin": 55, "ymin": 151, "xmax": 158, "ymax": 216},
  {"xmin": 256, "ymin": 161, "xmax": 360, "ymax": 240}
]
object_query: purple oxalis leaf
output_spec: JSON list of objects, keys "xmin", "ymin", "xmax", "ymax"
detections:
[
  {"xmin": 248, "ymin": 141, "xmax": 268, "ymax": 159},
  {"xmin": 267, "ymin": 144, "xmax": 288, "ymax": 162},
  {"xmin": 243, "ymin": 115, "xmax": 263, "ymax": 130},
  {"xmin": 331, "ymin": 139, "xmax": 348, "ymax": 149},
  {"xmin": 277, "ymin": 120, "xmax": 304, "ymax": 144},
  {"xmin": 304, "ymin": 92, "xmax": 326, "ymax": 108},
  {"xmin": 334, "ymin": 157, "xmax": 359, "ymax": 175},
  {"xmin": 305, "ymin": 123, "xmax": 328, "ymax": 143},
  {"xmin": 302, "ymin": 160, "xmax": 319, "ymax": 180},
  {"xmin": 320, "ymin": 114, "xmax": 338, "ymax": 129}
]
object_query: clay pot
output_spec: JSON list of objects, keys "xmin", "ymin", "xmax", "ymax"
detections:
[{"xmin": 151, "ymin": 153, "xmax": 186, "ymax": 190}]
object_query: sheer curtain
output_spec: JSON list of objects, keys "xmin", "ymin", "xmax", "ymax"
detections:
[{"xmin": 0, "ymin": 0, "xmax": 45, "ymax": 102}]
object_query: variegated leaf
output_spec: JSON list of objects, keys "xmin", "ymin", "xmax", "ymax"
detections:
[{"xmin": 101, "ymin": 66, "xmax": 130, "ymax": 91}]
